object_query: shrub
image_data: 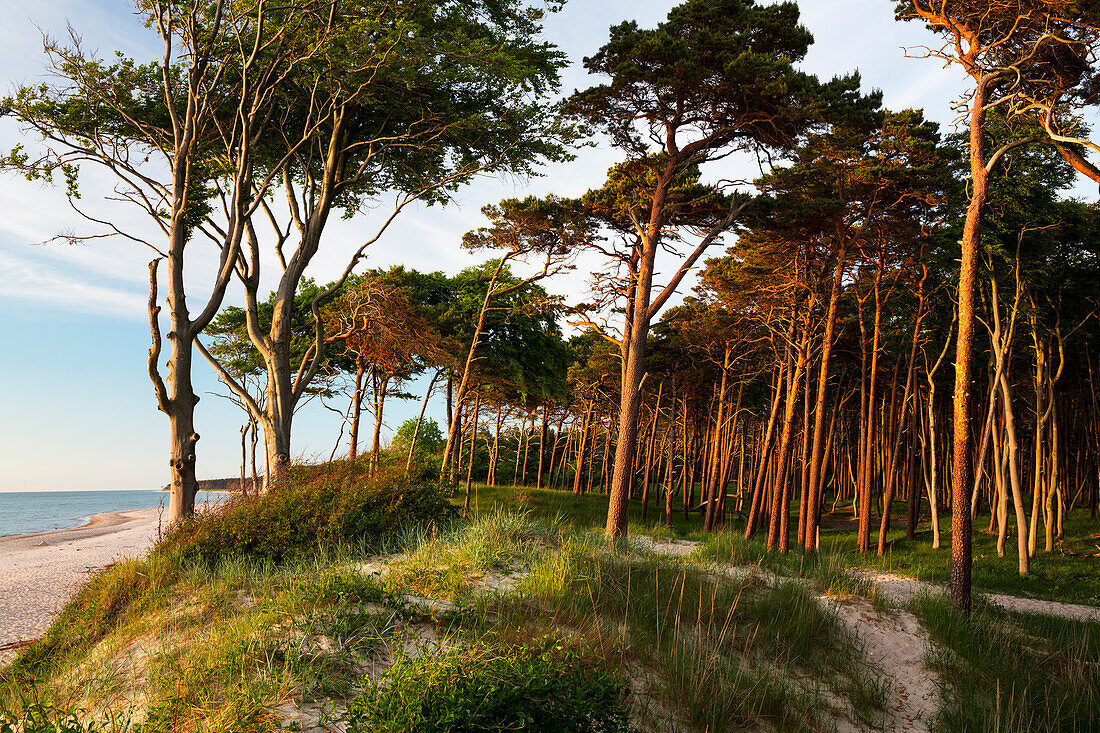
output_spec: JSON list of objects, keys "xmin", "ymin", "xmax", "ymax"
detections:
[
  {"xmin": 393, "ymin": 417, "xmax": 445, "ymax": 456},
  {"xmin": 159, "ymin": 458, "xmax": 454, "ymax": 567},
  {"xmin": 346, "ymin": 638, "xmax": 634, "ymax": 733}
]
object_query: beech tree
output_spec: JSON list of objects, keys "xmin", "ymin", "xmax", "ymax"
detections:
[
  {"xmin": 195, "ymin": 0, "xmax": 572, "ymax": 484},
  {"xmin": 1, "ymin": 1, "xmax": 329, "ymax": 521},
  {"xmin": 565, "ymin": 0, "xmax": 862, "ymax": 538}
]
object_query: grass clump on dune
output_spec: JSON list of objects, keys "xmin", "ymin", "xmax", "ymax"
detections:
[
  {"xmin": 160, "ymin": 458, "xmax": 455, "ymax": 568},
  {"xmin": 0, "ymin": 458, "xmax": 453, "ymax": 732},
  {"xmin": 381, "ymin": 508, "xmax": 559, "ymax": 602},
  {"xmin": 470, "ymin": 536, "xmax": 887, "ymax": 733},
  {"xmin": 346, "ymin": 637, "xmax": 633, "ymax": 733}
]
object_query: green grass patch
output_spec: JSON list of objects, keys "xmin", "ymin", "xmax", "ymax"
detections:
[
  {"xmin": 346, "ymin": 637, "xmax": 633, "ymax": 733},
  {"xmin": 913, "ymin": 593, "xmax": 1100, "ymax": 732},
  {"xmin": 468, "ymin": 537, "xmax": 886, "ymax": 732}
]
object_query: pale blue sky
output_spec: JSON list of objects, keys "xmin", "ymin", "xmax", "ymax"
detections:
[{"xmin": 0, "ymin": 0, "xmax": 975, "ymax": 491}]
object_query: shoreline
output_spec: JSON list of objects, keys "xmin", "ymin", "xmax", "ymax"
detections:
[
  {"xmin": 0, "ymin": 508, "xmax": 163, "ymax": 555},
  {"xmin": 0, "ymin": 508, "xmax": 162, "ymax": 665},
  {"xmin": 0, "ymin": 489, "xmax": 233, "ymax": 542}
]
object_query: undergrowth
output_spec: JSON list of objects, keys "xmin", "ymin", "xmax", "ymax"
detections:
[
  {"xmin": 455, "ymin": 536, "xmax": 888, "ymax": 732},
  {"xmin": 160, "ymin": 458, "xmax": 454, "ymax": 568}
]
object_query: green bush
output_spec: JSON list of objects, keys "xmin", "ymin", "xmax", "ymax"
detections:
[
  {"xmin": 393, "ymin": 417, "xmax": 445, "ymax": 456},
  {"xmin": 346, "ymin": 638, "xmax": 634, "ymax": 733},
  {"xmin": 159, "ymin": 458, "xmax": 454, "ymax": 567}
]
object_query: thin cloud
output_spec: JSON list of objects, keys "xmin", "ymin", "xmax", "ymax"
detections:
[{"xmin": 0, "ymin": 249, "xmax": 145, "ymax": 318}]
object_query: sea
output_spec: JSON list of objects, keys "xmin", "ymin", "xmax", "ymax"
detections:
[{"xmin": 0, "ymin": 490, "xmax": 228, "ymax": 538}]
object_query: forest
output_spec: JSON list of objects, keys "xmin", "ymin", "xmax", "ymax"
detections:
[{"xmin": 3, "ymin": 0, "xmax": 1100, "ymax": 731}]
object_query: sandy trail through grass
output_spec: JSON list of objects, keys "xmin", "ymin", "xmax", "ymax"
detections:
[
  {"xmin": 821, "ymin": 596, "xmax": 937, "ymax": 732},
  {"xmin": 855, "ymin": 569, "xmax": 1100, "ymax": 621}
]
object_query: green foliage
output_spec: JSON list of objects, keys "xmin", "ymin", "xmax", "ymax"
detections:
[
  {"xmin": 566, "ymin": 0, "xmax": 859, "ymax": 157},
  {"xmin": 0, "ymin": 701, "xmax": 136, "ymax": 733},
  {"xmin": 159, "ymin": 459, "xmax": 455, "ymax": 568},
  {"xmin": 393, "ymin": 417, "xmax": 444, "ymax": 455},
  {"xmin": 205, "ymin": 279, "xmax": 340, "ymax": 381},
  {"xmin": 485, "ymin": 540, "xmax": 881, "ymax": 732},
  {"xmin": 346, "ymin": 638, "xmax": 634, "ymax": 733},
  {"xmin": 445, "ymin": 261, "xmax": 572, "ymax": 406}
]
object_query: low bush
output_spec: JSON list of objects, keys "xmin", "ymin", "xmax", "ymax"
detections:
[
  {"xmin": 159, "ymin": 458, "xmax": 454, "ymax": 568},
  {"xmin": 346, "ymin": 638, "xmax": 633, "ymax": 733}
]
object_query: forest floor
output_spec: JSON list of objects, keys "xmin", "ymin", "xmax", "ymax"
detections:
[{"xmin": 3, "ymin": 483, "xmax": 1098, "ymax": 732}]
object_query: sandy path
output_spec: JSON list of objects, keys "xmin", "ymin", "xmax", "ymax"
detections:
[
  {"xmin": 822, "ymin": 596, "xmax": 938, "ymax": 732},
  {"xmin": 0, "ymin": 509, "xmax": 161, "ymax": 665},
  {"xmin": 854, "ymin": 569, "xmax": 1100, "ymax": 622}
]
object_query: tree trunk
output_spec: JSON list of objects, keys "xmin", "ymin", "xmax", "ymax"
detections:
[
  {"xmin": 705, "ymin": 347, "xmax": 731, "ymax": 531},
  {"xmin": 407, "ymin": 369, "xmax": 442, "ymax": 473},
  {"xmin": 537, "ymin": 407, "xmax": 549, "ymax": 490},
  {"xmin": 464, "ymin": 391, "xmax": 482, "ymax": 514},
  {"xmin": 371, "ymin": 373, "xmax": 389, "ymax": 475},
  {"xmin": 877, "ymin": 295, "xmax": 924, "ymax": 555},
  {"xmin": 349, "ymin": 363, "xmax": 366, "ymax": 460},
  {"xmin": 746, "ymin": 361, "xmax": 786, "ymax": 540},
  {"xmin": 948, "ymin": 75, "xmax": 995, "ymax": 613}
]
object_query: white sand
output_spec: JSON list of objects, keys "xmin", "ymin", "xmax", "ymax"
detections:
[
  {"xmin": 854, "ymin": 569, "xmax": 1100, "ymax": 622},
  {"xmin": 0, "ymin": 508, "xmax": 161, "ymax": 665}
]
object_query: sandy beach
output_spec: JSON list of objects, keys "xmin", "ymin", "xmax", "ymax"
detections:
[{"xmin": 0, "ymin": 508, "xmax": 161, "ymax": 665}]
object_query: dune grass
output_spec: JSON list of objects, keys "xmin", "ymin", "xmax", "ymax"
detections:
[
  {"xmin": 1, "ymin": 551, "xmax": 391, "ymax": 732},
  {"xmin": 913, "ymin": 593, "xmax": 1100, "ymax": 732},
  {"xmin": 440, "ymin": 534, "xmax": 888, "ymax": 732},
  {"xmin": 471, "ymin": 483, "xmax": 1100, "ymax": 606},
  {"xmin": 10, "ymin": 475, "xmax": 1097, "ymax": 732}
]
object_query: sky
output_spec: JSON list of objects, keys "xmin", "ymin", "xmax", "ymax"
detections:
[{"xmin": 0, "ymin": 0, "xmax": 978, "ymax": 491}]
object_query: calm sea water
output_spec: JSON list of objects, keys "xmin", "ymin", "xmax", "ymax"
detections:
[{"xmin": 0, "ymin": 490, "xmax": 227, "ymax": 538}]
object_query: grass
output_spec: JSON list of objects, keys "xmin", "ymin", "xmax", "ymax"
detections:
[
  {"xmin": 475, "ymin": 482, "xmax": 1100, "ymax": 607},
  {"xmin": 379, "ymin": 507, "xmax": 562, "ymax": 602},
  {"xmin": 346, "ymin": 638, "xmax": 633, "ymax": 733},
  {"xmin": 815, "ymin": 502, "xmax": 1100, "ymax": 607},
  {"xmin": 913, "ymin": 593, "xmax": 1100, "ymax": 732},
  {"xmin": 454, "ymin": 535, "xmax": 888, "ymax": 732},
  {"xmin": 8, "ymin": 473, "xmax": 1098, "ymax": 732},
  {"xmin": 2, "ymin": 552, "xmax": 390, "ymax": 732}
]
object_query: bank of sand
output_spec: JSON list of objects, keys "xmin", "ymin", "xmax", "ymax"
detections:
[{"xmin": 0, "ymin": 509, "xmax": 161, "ymax": 665}]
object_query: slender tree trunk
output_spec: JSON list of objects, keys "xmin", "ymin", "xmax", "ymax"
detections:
[
  {"xmin": 537, "ymin": 407, "xmax": 549, "ymax": 490},
  {"xmin": 705, "ymin": 347, "xmax": 731, "ymax": 531},
  {"xmin": 877, "ymin": 296, "xmax": 925, "ymax": 555},
  {"xmin": 746, "ymin": 362, "xmax": 786, "ymax": 539},
  {"xmin": 463, "ymin": 391, "xmax": 482, "ymax": 515},
  {"xmin": 573, "ymin": 404, "xmax": 593, "ymax": 495},
  {"xmin": 349, "ymin": 363, "xmax": 366, "ymax": 460},
  {"xmin": 770, "ymin": 317, "xmax": 809, "ymax": 553},
  {"xmin": 948, "ymin": 76, "xmax": 995, "ymax": 612},
  {"xmin": 370, "ymin": 373, "xmax": 389, "ymax": 475},
  {"xmin": 407, "ymin": 370, "xmax": 443, "ymax": 473}
]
